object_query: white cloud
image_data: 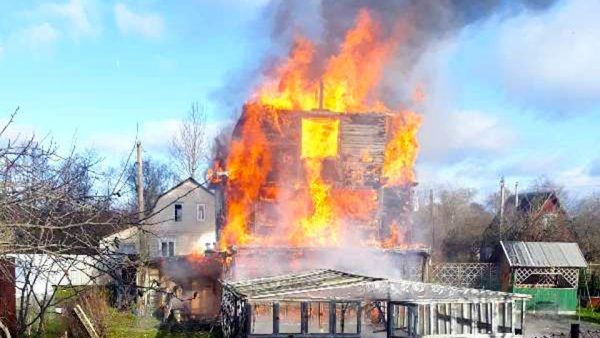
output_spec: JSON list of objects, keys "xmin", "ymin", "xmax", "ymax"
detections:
[
  {"xmin": 419, "ymin": 110, "xmax": 517, "ymax": 163},
  {"xmin": 114, "ymin": 3, "xmax": 164, "ymax": 39},
  {"xmin": 496, "ymin": 0, "xmax": 600, "ymax": 109},
  {"xmin": 39, "ymin": 0, "xmax": 97, "ymax": 38},
  {"xmin": 21, "ymin": 23, "xmax": 61, "ymax": 48}
]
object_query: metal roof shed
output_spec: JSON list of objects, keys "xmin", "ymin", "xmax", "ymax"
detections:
[
  {"xmin": 501, "ymin": 241, "xmax": 587, "ymax": 268},
  {"xmin": 499, "ymin": 241, "xmax": 587, "ymax": 314}
]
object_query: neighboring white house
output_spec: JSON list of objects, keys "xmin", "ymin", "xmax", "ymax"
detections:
[
  {"xmin": 105, "ymin": 177, "xmax": 217, "ymax": 258},
  {"xmin": 12, "ymin": 254, "xmax": 104, "ymax": 295}
]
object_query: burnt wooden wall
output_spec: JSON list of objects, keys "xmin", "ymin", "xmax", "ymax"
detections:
[
  {"xmin": 339, "ymin": 114, "xmax": 386, "ymax": 187},
  {"xmin": 229, "ymin": 108, "xmax": 414, "ymax": 242}
]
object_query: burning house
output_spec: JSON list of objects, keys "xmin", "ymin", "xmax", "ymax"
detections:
[
  {"xmin": 209, "ymin": 6, "xmax": 532, "ymax": 338},
  {"xmin": 208, "ymin": 10, "xmax": 427, "ymax": 279},
  {"xmin": 212, "ymin": 105, "xmax": 427, "ymax": 280}
]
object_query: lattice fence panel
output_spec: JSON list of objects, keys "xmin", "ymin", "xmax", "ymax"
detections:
[
  {"xmin": 513, "ymin": 267, "xmax": 579, "ymax": 288},
  {"xmin": 430, "ymin": 263, "xmax": 498, "ymax": 289}
]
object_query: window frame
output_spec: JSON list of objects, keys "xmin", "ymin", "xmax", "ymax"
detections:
[
  {"xmin": 160, "ymin": 239, "xmax": 176, "ymax": 257},
  {"xmin": 174, "ymin": 203, "xmax": 183, "ymax": 222},
  {"xmin": 197, "ymin": 203, "xmax": 206, "ymax": 222}
]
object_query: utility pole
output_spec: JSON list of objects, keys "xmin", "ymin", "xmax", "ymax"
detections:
[
  {"xmin": 514, "ymin": 181, "xmax": 519, "ymax": 208},
  {"xmin": 136, "ymin": 141, "xmax": 147, "ymax": 313},
  {"xmin": 499, "ymin": 177, "xmax": 506, "ymax": 238},
  {"xmin": 429, "ymin": 189, "xmax": 435, "ymax": 252}
]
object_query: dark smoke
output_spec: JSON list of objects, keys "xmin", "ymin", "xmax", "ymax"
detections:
[{"xmin": 212, "ymin": 0, "xmax": 558, "ymax": 114}]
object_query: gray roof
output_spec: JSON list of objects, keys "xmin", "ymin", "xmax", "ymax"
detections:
[
  {"xmin": 500, "ymin": 241, "xmax": 587, "ymax": 268},
  {"xmin": 225, "ymin": 269, "xmax": 382, "ymax": 299},
  {"xmin": 224, "ymin": 269, "xmax": 530, "ymax": 303}
]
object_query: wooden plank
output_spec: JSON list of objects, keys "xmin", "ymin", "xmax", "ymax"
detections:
[
  {"xmin": 471, "ymin": 303, "xmax": 477, "ymax": 336},
  {"xmin": 511, "ymin": 301, "xmax": 517, "ymax": 335},
  {"xmin": 73, "ymin": 305, "xmax": 99, "ymax": 338},
  {"xmin": 273, "ymin": 303, "xmax": 280, "ymax": 334},
  {"xmin": 477, "ymin": 303, "xmax": 482, "ymax": 334},
  {"xmin": 450, "ymin": 304, "xmax": 457, "ymax": 335},
  {"xmin": 503, "ymin": 302, "xmax": 508, "ymax": 333},
  {"xmin": 429, "ymin": 304, "xmax": 434, "ymax": 335},
  {"xmin": 445, "ymin": 304, "xmax": 450, "ymax": 334},
  {"xmin": 301, "ymin": 302, "xmax": 308, "ymax": 334},
  {"xmin": 521, "ymin": 300, "xmax": 526, "ymax": 336},
  {"xmin": 491, "ymin": 303, "xmax": 497, "ymax": 334}
]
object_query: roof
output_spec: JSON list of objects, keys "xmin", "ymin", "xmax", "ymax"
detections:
[
  {"xmin": 500, "ymin": 241, "xmax": 587, "ymax": 268},
  {"xmin": 225, "ymin": 269, "xmax": 382, "ymax": 299},
  {"xmin": 158, "ymin": 177, "xmax": 214, "ymax": 199},
  {"xmin": 505, "ymin": 191, "xmax": 560, "ymax": 213},
  {"xmin": 224, "ymin": 269, "xmax": 530, "ymax": 303},
  {"xmin": 150, "ymin": 177, "xmax": 214, "ymax": 212}
]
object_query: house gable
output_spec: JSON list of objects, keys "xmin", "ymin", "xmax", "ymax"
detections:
[{"xmin": 146, "ymin": 178, "xmax": 217, "ymax": 257}]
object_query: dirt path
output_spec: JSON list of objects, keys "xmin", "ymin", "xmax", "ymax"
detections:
[{"xmin": 526, "ymin": 314, "xmax": 600, "ymax": 337}]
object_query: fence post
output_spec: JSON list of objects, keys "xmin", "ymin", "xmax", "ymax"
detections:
[{"xmin": 570, "ymin": 323, "xmax": 579, "ymax": 338}]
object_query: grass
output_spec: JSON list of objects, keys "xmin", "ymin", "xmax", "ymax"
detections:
[
  {"xmin": 44, "ymin": 308, "xmax": 216, "ymax": 338},
  {"xmin": 571, "ymin": 307, "xmax": 600, "ymax": 325}
]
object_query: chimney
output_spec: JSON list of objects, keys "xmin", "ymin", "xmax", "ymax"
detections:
[{"xmin": 319, "ymin": 80, "xmax": 324, "ymax": 110}]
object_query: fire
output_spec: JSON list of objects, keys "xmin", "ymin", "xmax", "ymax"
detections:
[
  {"xmin": 380, "ymin": 222, "xmax": 408, "ymax": 249},
  {"xmin": 219, "ymin": 103, "xmax": 273, "ymax": 248},
  {"xmin": 383, "ymin": 111, "xmax": 422, "ymax": 186},
  {"xmin": 300, "ymin": 119, "xmax": 339, "ymax": 158},
  {"xmin": 322, "ymin": 9, "xmax": 394, "ymax": 112},
  {"xmin": 217, "ymin": 8, "xmax": 422, "ymax": 251},
  {"xmin": 257, "ymin": 9, "xmax": 395, "ymax": 113}
]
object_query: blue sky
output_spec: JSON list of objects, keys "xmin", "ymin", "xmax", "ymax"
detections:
[{"xmin": 1, "ymin": 0, "xmax": 599, "ymax": 200}]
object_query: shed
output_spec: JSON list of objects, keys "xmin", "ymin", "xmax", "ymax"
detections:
[
  {"xmin": 499, "ymin": 241, "xmax": 587, "ymax": 314},
  {"xmin": 221, "ymin": 269, "xmax": 530, "ymax": 338}
]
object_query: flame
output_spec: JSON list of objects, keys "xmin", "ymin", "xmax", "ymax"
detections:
[
  {"xmin": 218, "ymin": 8, "xmax": 422, "ymax": 251},
  {"xmin": 322, "ymin": 9, "xmax": 394, "ymax": 112},
  {"xmin": 301, "ymin": 118, "xmax": 339, "ymax": 158},
  {"xmin": 219, "ymin": 103, "xmax": 273, "ymax": 249},
  {"xmin": 383, "ymin": 111, "xmax": 422, "ymax": 186},
  {"xmin": 257, "ymin": 9, "xmax": 395, "ymax": 113},
  {"xmin": 380, "ymin": 222, "xmax": 407, "ymax": 249}
]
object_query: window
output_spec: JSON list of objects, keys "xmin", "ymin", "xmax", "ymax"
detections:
[
  {"xmin": 174, "ymin": 203, "xmax": 183, "ymax": 222},
  {"xmin": 279, "ymin": 302, "xmax": 301, "ymax": 334},
  {"xmin": 336, "ymin": 302, "xmax": 359, "ymax": 334},
  {"xmin": 251, "ymin": 302, "xmax": 273, "ymax": 334},
  {"xmin": 197, "ymin": 204, "xmax": 206, "ymax": 222},
  {"xmin": 161, "ymin": 241, "xmax": 175, "ymax": 257},
  {"xmin": 308, "ymin": 302, "xmax": 330, "ymax": 333}
]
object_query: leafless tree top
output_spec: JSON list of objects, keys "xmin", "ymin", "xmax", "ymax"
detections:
[{"xmin": 170, "ymin": 102, "xmax": 207, "ymax": 179}]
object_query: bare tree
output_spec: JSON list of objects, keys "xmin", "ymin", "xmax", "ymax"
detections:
[
  {"xmin": 413, "ymin": 187, "xmax": 493, "ymax": 262},
  {"xmin": 126, "ymin": 157, "xmax": 176, "ymax": 215},
  {"xmin": 0, "ymin": 109, "xmax": 219, "ymax": 336},
  {"xmin": 0, "ymin": 109, "xmax": 137, "ymax": 336},
  {"xmin": 170, "ymin": 103, "xmax": 207, "ymax": 179},
  {"xmin": 570, "ymin": 193, "xmax": 600, "ymax": 262}
]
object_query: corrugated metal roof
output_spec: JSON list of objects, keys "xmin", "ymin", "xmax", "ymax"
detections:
[{"xmin": 500, "ymin": 241, "xmax": 587, "ymax": 268}]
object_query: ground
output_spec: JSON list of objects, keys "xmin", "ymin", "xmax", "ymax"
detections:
[
  {"xmin": 526, "ymin": 312, "xmax": 600, "ymax": 337},
  {"xmin": 45, "ymin": 309, "xmax": 218, "ymax": 338}
]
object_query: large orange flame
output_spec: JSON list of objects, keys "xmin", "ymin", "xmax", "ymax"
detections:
[{"xmin": 218, "ymin": 9, "xmax": 422, "ymax": 250}]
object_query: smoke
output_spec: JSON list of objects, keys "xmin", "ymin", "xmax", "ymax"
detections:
[
  {"xmin": 212, "ymin": 0, "xmax": 558, "ymax": 113},
  {"xmin": 211, "ymin": 0, "xmax": 561, "ymax": 279}
]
